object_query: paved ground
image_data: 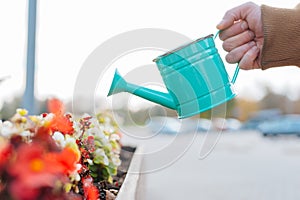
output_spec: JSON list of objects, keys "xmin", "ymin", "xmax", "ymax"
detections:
[{"xmin": 121, "ymin": 127, "xmax": 300, "ymax": 200}]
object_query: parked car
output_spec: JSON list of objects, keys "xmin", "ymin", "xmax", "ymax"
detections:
[
  {"xmin": 240, "ymin": 118, "xmax": 264, "ymax": 130},
  {"xmin": 226, "ymin": 118, "xmax": 242, "ymax": 131},
  {"xmin": 146, "ymin": 116, "xmax": 181, "ymax": 134},
  {"xmin": 195, "ymin": 118, "xmax": 212, "ymax": 132},
  {"xmin": 258, "ymin": 115, "xmax": 300, "ymax": 136},
  {"xmin": 240, "ymin": 109, "xmax": 282, "ymax": 131}
]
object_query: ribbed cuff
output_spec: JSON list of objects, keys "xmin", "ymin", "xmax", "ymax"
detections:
[{"xmin": 261, "ymin": 5, "xmax": 300, "ymax": 70}]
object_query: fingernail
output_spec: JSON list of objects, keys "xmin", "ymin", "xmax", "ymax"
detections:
[
  {"xmin": 249, "ymin": 41, "xmax": 255, "ymax": 46},
  {"xmin": 253, "ymin": 45, "xmax": 259, "ymax": 52},
  {"xmin": 248, "ymin": 31, "xmax": 255, "ymax": 39},
  {"xmin": 217, "ymin": 20, "xmax": 225, "ymax": 29},
  {"xmin": 251, "ymin": 46, "xmax": 259, "ymax": 54},
  {"xmin": 241, "ymin": 21, "xmax": 248, "ymax": 30}
]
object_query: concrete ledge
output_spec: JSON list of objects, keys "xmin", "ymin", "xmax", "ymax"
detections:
[{"xmin": 116, "ymin": 146, "xmax": 143, "ymax": 200}]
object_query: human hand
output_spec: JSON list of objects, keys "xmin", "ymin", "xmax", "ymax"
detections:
[{"xmin": 217, "ymin": 2, "xmax": 264, "ymax": 70}]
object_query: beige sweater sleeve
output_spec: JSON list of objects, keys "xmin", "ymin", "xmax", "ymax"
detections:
[{"xmin": 261, "ymin": 4, "xmax": 300, "ymax": 70}]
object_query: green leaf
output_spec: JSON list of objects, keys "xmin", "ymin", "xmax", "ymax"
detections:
[
  {"xmin": 94, "ymin": 140, "xmax": 102, "ymax": 148},
  {"xmin": 93, "ymin": 156, "xmax": 102, "ymax": 164},
  {"xmin": 90, "ymin": 171, "xmax": 98, "ymax": 178}
]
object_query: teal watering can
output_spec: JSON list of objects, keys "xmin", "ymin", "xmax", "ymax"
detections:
[{"xmin": 107, "ymin": 34, "xmax": 239, "ymax": 119}]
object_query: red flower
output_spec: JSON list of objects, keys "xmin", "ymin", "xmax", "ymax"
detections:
[
  {"xmin": 7, "ymin": 144, "xmax": 59, "ymax": 200},
  {"xmin": 49, "ymin": 114, "xmax": 74, "ymax": 135},
  {"xmin": 86, "ymin": 185, "xmax": 99, "ymax": 200},
  {"xmin": 7, "ymin": 143, "xmax": 79, "ymax": 200},
  {"xmin": 0, "ymin": 140, "xmax": 12, "ymax": 170},
  {"xmin": 8, "ymin": 144, "xmax": 59, "ymax": 185},
  {"xmin": 47, "ymin": 147, "xmax": 80, "ymax": 174},
  {"xmin": 82, "ymin": 177, "xmax": 99, "ymax": 200},
  {"xmin": 9, "ymin": 180, "xmax": 40, "ymax": 200},
  {"xmin": 84, "ymin": 136, "xmax": 95, "ymax": 152},
  {"xmin": 47, "ymin": 98, "xmax": 74, "ymax": 135},
  {"xmin": 47, "ymin": 98, "xmax": 65, "ymax": 115}
]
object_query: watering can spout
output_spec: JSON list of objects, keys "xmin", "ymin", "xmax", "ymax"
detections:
[{"xmin": 107, "ymin": 69, "xmax": 176, "ymax": 110}]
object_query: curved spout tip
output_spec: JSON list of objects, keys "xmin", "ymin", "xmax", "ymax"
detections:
[
  {"xmin": 107, "ymin": 69, "xmax": 127, "ymax": 96},
  {"xmin": 107, "ymin": 68, "xmax": 176, "ymax": 110}
]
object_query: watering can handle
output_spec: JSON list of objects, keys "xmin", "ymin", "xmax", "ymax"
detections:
[{"xmin": 214, "ymin": 30, "xmax": 240, "ymax": 84}]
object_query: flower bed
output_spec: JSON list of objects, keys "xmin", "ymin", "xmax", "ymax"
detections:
[{"xmin": 0, "ymin": 99, "xmax": 132, "ymax": 200}]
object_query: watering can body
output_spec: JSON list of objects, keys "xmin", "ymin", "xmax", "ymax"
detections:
[{"xmin": 108, "ymin": 34, "xmax": 237, "ymax": 119}]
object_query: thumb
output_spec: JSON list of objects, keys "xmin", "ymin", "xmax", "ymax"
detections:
[{"xmin": 217, "ymin": 3, "xmax": 250, "ymax": 30}]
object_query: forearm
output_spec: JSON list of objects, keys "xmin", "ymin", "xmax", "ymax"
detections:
[{"xmin": 261, "ymin": 4, "xmax": 300, "ymax": 69}]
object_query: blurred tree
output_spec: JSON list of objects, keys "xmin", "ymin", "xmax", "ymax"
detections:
[
  {"xmin": 291, "ymin": 99, "xmax": 300, "ymax": 114},
  {"xmin": 199, "ymin": 99, "xmax": 237, "ymax": 119},
  {"xmin": 260, "ymin": 86, "xmax": 293, "ymax": 114},
  {"xmin": 0, "ymin": 96, "xmax": 22, "ymax": 120},
  {"xmin": 235, "ymin": 98, "xmax": 259, "ymax": 121},
  {"xmin": 0, "ymin": 97, "xmax": 47, "ymax": 120}
]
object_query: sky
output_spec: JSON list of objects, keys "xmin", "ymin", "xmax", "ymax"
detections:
[{"xmin": 0, "ymin": 0, "xmax": 299, "ymax": 108}]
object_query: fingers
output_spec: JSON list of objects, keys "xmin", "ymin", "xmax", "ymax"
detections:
[
  {"xmin": 225, "ymin": 41, "xmax": 256, "ymax": 64},
  {"xmin": 216, "ymin": 2, "xmax": 255, "ymax": 30},
  {"xmin": 238, "ymin": 45, "xmax": 260, "ymax": 70},
  {"xmin": 222, "ymin": 30, "xmax": 255, "ymax": 52},
  {"xmin": 217, "ymin": 2, "xmax": 261, "ymax": 70},
  {"xmin": 219, "ymin": 20, "xmax": 248, "ymax": 41},
  {"xmin": 217, "ymin": 5, "xmax": 245, "ymax": 30}
]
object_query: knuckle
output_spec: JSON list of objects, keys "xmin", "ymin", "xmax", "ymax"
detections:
[
  {"xmin": 224, "ymin": 10, "xmax": 231, "ymax": 18},
  {"xmin": 243, "ymin": 1, "xmax": 255, "ymax": 10},
  {"xmin": 246, "ymin": 1, "xmax": 255, "ymax": 7},
  {"xmin": 245, "ymin": 2, "xmax": 252, "ymax": 6},
  {"xmin": 224, "ymin": 10, "xmax": 237, "ymax": 21}
]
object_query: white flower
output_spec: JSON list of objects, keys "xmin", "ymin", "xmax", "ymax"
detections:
[
  {"xmin": 0, "ymin": 121, "xmax": 17, "ymax": 137},
  {"xmin": 65, "ymin": 135, "xmax": 76, "ymax": 146},
  {"xmin": 69, "ymin": 170, "xmax": 81, "ymax": 182},
  {"xmin": 90, "ymin": 118, "xmax": 99, "ymax": 126},
  {"xmin": 87, "ymin": 159, "xmax": 94, "ymax": 165},
  {"xmin": 104, "ymin": 116, "xmax": 111, "ymax": 124},
  {"xmin": 105, "ymin": 126, "xmax": 115, "ymax": 134},
  {"xmin": 87, "ymin": 127, "xmax": 100, "ymax": 136},
  {"xmin": 72, "ymin": 121, "xmax": 81, "ymax": 138},
  {"xmin": 52, "ymin": 131, "xmax": 66, "ymax": 147},
  {"xmin": 111, "ymin": 155, "xmax": 121, "ymax": 166},
  {"xmin": 76, "ymin": 163, "xmax": 82, "ymax": 171},
  {"xmin": 88, "ymin": 127, "xmax": 109, "ymax": 145},
  {"xmin": 74, "ymin": 173, "xmax": 81, "ymax": 182},
  {"xmin": 95, "ymin": 148, "xmax": 105, "ymax": 156},
  {"xmin": 43, "ymin": 113, "xmax": 54, "ymax": 121},
  {"xmin": 20, "ymin": 130, "xmax": 31, "ymax": 137},
  {"xmin": 94, "ymin": 149, "xmax": 109, "ymax": 166},
  {"xmin": 110, "ymin": 133, "xmax": 120, "ymax": 141},
  {"xmin": 82, "ymin": 113, "xmax": 91, "ymax": 119}
]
